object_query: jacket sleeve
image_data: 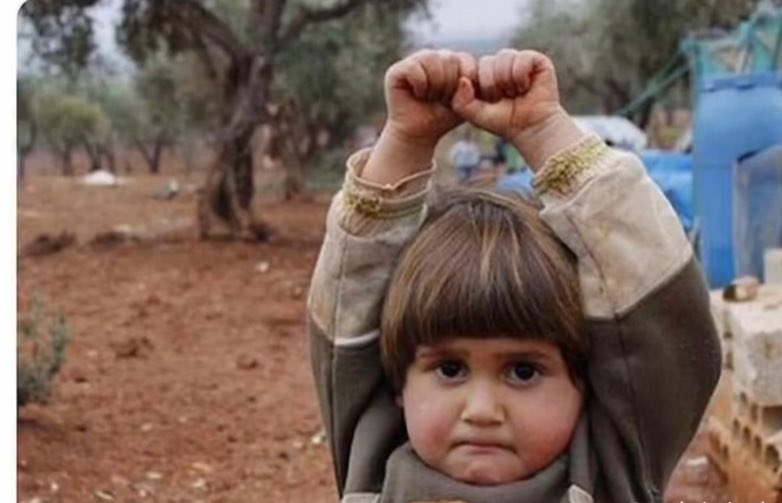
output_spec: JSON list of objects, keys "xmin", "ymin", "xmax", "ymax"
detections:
[
  {"xmin": 307, "ymin": 148, "xmax": 434, "ymax": 495},
  {"xmin": 534, "ymin": 135, "xmax": 722, "ymax": 501}
]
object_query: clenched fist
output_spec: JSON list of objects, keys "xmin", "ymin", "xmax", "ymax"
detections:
[
  {"xmin": 383, "ymin": 49, "xmax": 477, "ymax": 147},
  {"xmin": 452, "ymin": 49, "xmax": 584, "ymax": 170}
]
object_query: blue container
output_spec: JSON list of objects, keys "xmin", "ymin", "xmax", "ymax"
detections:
[{"xmin": 693, "ymin": 72, "xmax": 782, "ymax": 286}]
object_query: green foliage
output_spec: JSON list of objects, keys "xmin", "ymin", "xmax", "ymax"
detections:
[
  {"xmin": 70, "ymin": 52, "xmax": 221, "ymax": 151},
  {"xmin": 134, "ymin": 53, "xmax": 185, "ymax": 142},
  {"xmin": 17, "ymin": 297, "xmax": 71, "ymax": 408},
  {"xmin": 306, "ymin": 145, "xmax": 353, "ymax": 191},
  {"xmin": 204, "ymin": 0, "xmax": 255, "ymax": 47},
  {"xmin": 169, "ymin": 53, "xmax": 223, "ymax": 134},
  {"xmin": 19, "ymin": 0, "xmax": 100, "ymax": 78},
  {"xmin": 83, "ymin": 77, "xmax": 144, "ymax": 139},
  {"xmin": 512, "ymin": 0, "xmax": 772, "ymax": 119},
  {"xmin": 274, "ymin": 5, "xmax": 409, "ymax": 146},
  {"xmin": 34, "ymin": 86, "xmax": 110, "ymax": 152}
]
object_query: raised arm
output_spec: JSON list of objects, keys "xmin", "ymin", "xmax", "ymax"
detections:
[
  {"xmin": 454, "ymin": 49, "xmax": 721, "ymax": 501},
  {"xmin": 307, "ymin": 49, "xmax": 476, "ymax": 496}
]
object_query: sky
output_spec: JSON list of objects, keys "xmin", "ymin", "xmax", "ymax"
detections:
[{"xmin": 408, "ymin": 0, "xmax": 530, "ymax": 42}]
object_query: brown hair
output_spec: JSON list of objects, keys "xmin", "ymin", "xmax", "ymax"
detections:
[{"xmin": 380, "ymin": 187, "xmax": 586, "ymax": 391}]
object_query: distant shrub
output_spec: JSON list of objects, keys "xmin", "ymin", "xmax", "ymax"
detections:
[{"xmin": 17, "ymin": 297, "xmax": 70, "ymax": 408}]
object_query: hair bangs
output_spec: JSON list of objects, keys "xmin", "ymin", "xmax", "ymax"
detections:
[{"xmin": 381, "ymin": 188, "xmax": 586, "ymax": 390}]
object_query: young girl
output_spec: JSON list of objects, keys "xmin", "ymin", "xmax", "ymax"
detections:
[{"xmin": 307, "ymin": 48, "xmax": 721, "ymax": 503}]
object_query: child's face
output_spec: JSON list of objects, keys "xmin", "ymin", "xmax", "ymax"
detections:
[{"xmin": 400, "ymin": 337, "xmax": 583, "ymax": 486}]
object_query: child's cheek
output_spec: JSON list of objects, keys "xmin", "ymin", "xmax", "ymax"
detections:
[{"xmin": 403, "ymin": 393, "xmax": 453, "ymax": 461}]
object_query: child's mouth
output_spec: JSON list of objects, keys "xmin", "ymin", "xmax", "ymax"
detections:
[{"xmin": 453, "ymin": 440, "xmax": 512, "ymax": 453}]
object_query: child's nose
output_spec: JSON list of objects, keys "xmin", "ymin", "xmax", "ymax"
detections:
[{"xmin": 460, "ymin": 382, "xmax": 504, "ymax": 425}]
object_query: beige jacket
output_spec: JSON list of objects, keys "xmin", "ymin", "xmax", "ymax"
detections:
[{"xmin": 307, "ymin": 136, "xmax": 721, "ymax": 503}]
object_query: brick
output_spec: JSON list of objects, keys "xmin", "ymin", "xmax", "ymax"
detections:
[
  {"xmin": 727, "ymin": 437, "xmax": 782, "ymax": 503},
  {"xmin": 764, "ymin": 430, "xmax": 782, "ymax": 476},
  {"xmin": 725, "ymin": 285, "xmax": 782, "ymax": 406},
  {"xmin": 705, "ymin": 418, "xmax": 731, "ymax": 476},
  {"xmin": 704, "ymin": 369, "xmax": 734, "ymax": 477},
  {"xmin": 708, "ymin": 369, "xmax": 734, "ymax": 427},
  {"xmin": 732, "ymin": 390, "xmax": 782, "ymax": 434}
]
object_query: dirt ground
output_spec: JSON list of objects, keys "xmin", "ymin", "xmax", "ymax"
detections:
[{"xmin": 17, "ymin": 155, "xmax": 731, "ymax": 502}]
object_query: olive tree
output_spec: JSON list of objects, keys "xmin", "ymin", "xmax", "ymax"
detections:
[
  {"xmin": 22, "ymin": 0, "xmax": 427, "ymax": 240},
  {"xmin": 34, "ymin": 88, "xmax": 109, "ymax": 175}
]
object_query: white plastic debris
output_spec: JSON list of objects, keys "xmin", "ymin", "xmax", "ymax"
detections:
[{"xmin": 80, "ymin": 170, "xmax": 123, "ymax": 186}]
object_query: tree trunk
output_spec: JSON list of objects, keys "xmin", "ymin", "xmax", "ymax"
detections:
[
  {"xmin": 82, "ymin": 140, "xmax": 102, "ymax": 172},
  {"xmin": 17, "ymin": 143, "xmax": 35, "ymax": 183},
  {"xmin": 18, "ymin": 121, "xmax": 35, "ymax": 184},
  {"xmin": 283, "ymin": 150, "xmax": 304, "ymax": 201},
  {"xmin": 179, "ymin": 140, "xmax": 196, "ymax": 177},
  {"xmin": 17, "ymin": 148, "xmax": 27, "ymax": 183},
  {"xmin": 273, "ymin": 100, "xmax": 317, "ymax": 201},
  {"xmin": 197, "ymin": 54, "xmax": 272, "ymax": 241},
  {"xmin": 59, "ymin": 148, "xmax": 74, "ymax": 176},
  {"xmin": 150, "ymin": 141, "xmax": 164, "ymax": 174},
  {"xmin": 134, "ymin": 139, "xmax": 166, "ymax": 174},
  {"xmin": 100, "ymin": 144, "xmax": 117, "ymax": 173},
  {"xmin": 199, "ymin": 128, "xmax": 256, "ymax": 237}
]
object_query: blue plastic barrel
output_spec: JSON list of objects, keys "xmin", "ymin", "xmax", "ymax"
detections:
[{"xmin": 692, "ymin": 71, "xmax": 782, "ymax": 286}]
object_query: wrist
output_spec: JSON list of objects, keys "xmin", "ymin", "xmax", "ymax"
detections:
[
  {"xmin": 511, "ymin": 108, "xmax": 588, "ymax": 172},
  {"xmin": 362, "ymin": 125, "xmax": 438, "ymax": 186}
]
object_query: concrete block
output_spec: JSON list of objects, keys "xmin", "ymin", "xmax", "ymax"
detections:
[
  {"xmin": 709, "ymin": 291, "xmax": 734, "ymax": 369},
  {"xmin": 709, "ymin": 290, "xmax": 731, "ymax": 340},
  {"xmin": 725, "ymin": 285, "xmax": 782, "ymax": 406}
]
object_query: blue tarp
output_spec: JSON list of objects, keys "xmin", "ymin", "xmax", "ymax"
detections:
[{"xmin": 639, "ymin": 150, "xmax": 695, "ymax": 233}]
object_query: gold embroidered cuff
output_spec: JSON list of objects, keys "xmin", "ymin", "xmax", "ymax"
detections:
[
  {"xmin": 342, "ymin": 190, "xmax": 423, "ymax": 220},
  {"xmin": 532, "ymin": 135, "xmax": 609, "ymax": 196}
]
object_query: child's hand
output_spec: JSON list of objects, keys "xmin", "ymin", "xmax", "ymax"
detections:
[
  {"xmin": 362, "ymin": 50, "xmax": 476, "ymax": 185},
  {"xmin": 383, "ymin": 49, "xmax": 476, "ymax": 148},
  {"xmin": 451, "ymin": 50, "xmax": 585, "ymax": 171}
]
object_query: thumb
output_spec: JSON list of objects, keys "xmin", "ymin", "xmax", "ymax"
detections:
[{"xmin": 451, "ymin": 77, "xmax": 485, "ymax": 123}]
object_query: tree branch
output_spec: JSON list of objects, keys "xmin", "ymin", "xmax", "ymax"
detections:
[
  {"xmin": 164, "ymin": 0, "xmax": 247, "ymax": 61},
  {"xmin": 191, "ymin": 33, "xmax": 222, "ymax": 82},
  {"xmin": 278, "ymin": 0, "xmax": 372, "ymax": 49}
]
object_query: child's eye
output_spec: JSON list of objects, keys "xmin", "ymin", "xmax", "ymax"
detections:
[
  {"xmin": 506, "ymin": 362, "xmax": 540, "ymax": 385},
  {"xmin": 435, "ymin": 360, "xmax": 467, "ymax": 381}
]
